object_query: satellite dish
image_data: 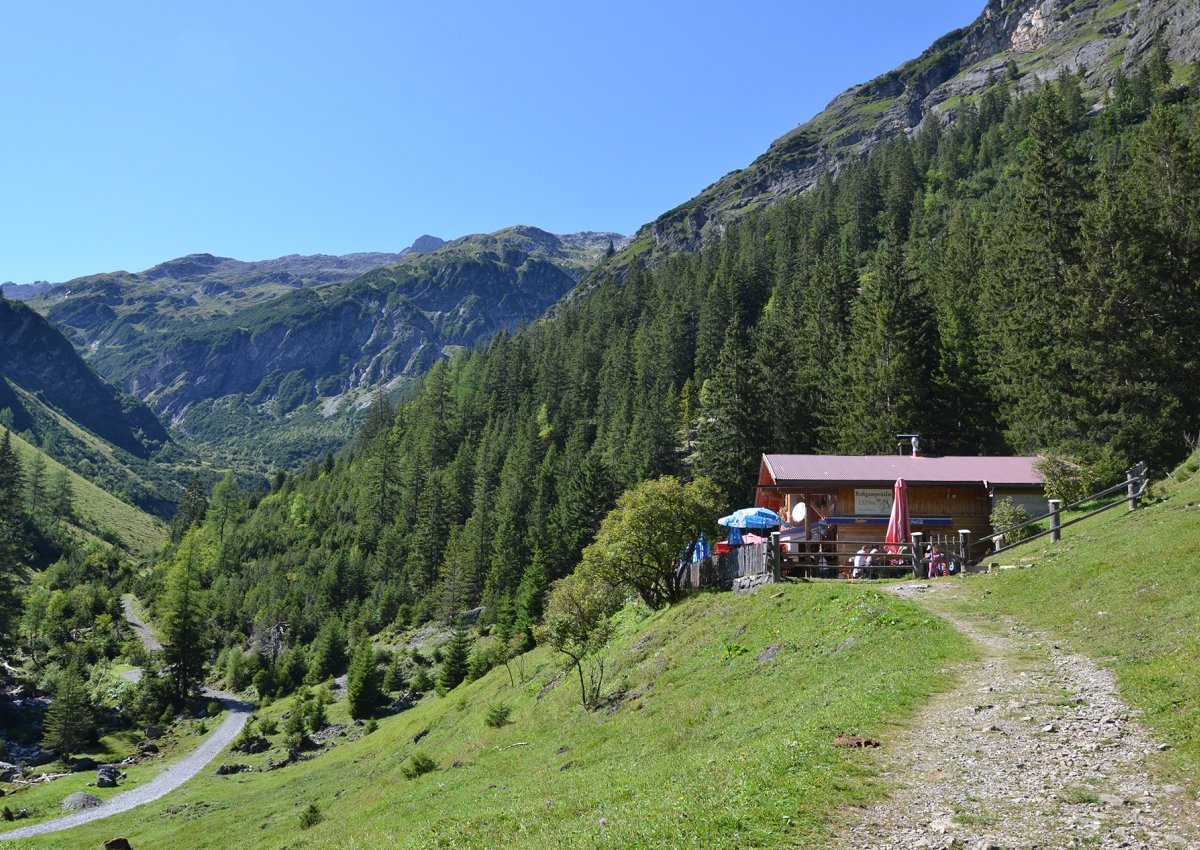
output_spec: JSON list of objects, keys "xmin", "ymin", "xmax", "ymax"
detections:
[{"xmin": 791, "ymin": 502, "xmax": 807, "ymax": 524}]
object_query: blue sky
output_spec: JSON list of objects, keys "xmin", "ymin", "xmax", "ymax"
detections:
[{"xmin": 0, "ymin": 1, "xmax": 981, "ymax": 283}]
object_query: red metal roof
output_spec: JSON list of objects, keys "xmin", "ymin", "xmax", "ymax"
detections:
[{"xmin": 761, "ymin": 454, "xmax": 1044, "ymax": 488}]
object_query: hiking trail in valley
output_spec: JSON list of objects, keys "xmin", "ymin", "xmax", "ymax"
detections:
[{"xmin": 0, "ymin": 597, "xmax": 251, "ymax": 841}]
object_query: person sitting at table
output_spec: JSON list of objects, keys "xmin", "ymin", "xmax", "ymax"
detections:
[{"xmin": 851, "ymin": 545, "xmax": 868, "ymax": 579}]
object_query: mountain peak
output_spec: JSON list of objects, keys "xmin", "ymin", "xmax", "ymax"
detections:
[
  {"xmin": 400, "ymin": 235, "xmax": 447, "ymax": 256},
  {"xmin": 142, "ymin": 252, "xmax": 231, "ymax": 280}
]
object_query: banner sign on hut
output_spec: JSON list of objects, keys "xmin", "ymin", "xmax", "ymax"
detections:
[{"xmin": 854, "ymin": 489, "xmax": 895, "ymax": 515}]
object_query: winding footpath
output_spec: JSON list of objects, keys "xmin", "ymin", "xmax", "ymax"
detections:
[
  {"xmin": 120, "ymin": 595, "xmax": 162, "ymax": 652},
  {"xmin": 0, "ymin": 598, "xmax": 252, "ymax": 841},
  {"xmin": 835, "ymin": 581, "xmax": 1200, "ymax": 850}
]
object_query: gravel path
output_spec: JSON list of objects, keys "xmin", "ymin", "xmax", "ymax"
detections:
[
  {"xmin": 0, "ymin": 693, "xmax": 251, "ymax": 840},
  {"xmin": 0, "ymin": 596, "xmax": 252, "ymax": 840},
  {"xmin": 121, "ymin": 593, "xmax": 162, "ymax": 652},
  {"xmin": 835, "ymin": 581, "xmax": 1200, "ymax": 850}
]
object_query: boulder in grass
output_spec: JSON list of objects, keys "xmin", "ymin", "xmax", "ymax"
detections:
[
  {"xmin": 70, "ymin": 757, "xmax": 98, "ymax": 772},
  {"xmin": 61, "ymin": 791, "xmax": 103, "ymax": 810},
  {"xmin": 104, "ymin": 839, "xmax": 133, "ymax": 850},
  {"xmin": 30, "ymin": 749, "xmax": 57, "ymax": 766},
  {"xmin": 143, "ymin": 726, "xmax": 164, "ymax": 740},
  {"xmin": 136, "ymin": 740, "xmax": 159, "ymax": 755},
  {"xmin": 96, "ymin": 765, "xmax": 121, "ymax": 788}
]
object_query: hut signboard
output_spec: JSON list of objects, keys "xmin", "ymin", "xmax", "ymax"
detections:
[{"xmin": 853, "ymin": 489, "xmax": 894, "ymax": 515}]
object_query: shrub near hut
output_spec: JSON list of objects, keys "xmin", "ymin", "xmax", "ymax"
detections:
[{"xmin": 581, "ymin": 475, "xmax": 722, "ymax": 610}]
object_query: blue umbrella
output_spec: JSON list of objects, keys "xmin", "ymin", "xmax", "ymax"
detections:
[{"xmin": 717, "ymin": 507, "xmax": 783, "ymax": 529}]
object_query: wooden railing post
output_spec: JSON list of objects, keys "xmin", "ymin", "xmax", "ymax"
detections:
[
  {"xmin": 911, "ymin": 532, "xmax": 924, "ymax": 579},
  {"xmin": 770, "ymin": 532, "xmax": 781, "ymax": 583},
  {"xmin": 1127, "ymin": 462, "xmax": 1146, "ymax": 512},
  {"xmin": 1049, "ymin": 499, "xmax": 1061, "ymax": 543}
]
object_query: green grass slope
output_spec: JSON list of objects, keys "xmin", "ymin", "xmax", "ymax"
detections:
[
  {"xmin": 4, "ymin": 583, "xmax": 971, "ymax": 850},
  {"xmin": 8, "ymin": 430, "xmax": 165, "ymax": 558},
  {"xmin": 951, "ymin": 453, "xmax": 1200, "ymax": 787}
]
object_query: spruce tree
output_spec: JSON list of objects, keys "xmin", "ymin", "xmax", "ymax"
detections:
[
  {"xmin": 346, "ymin": 637, "xmax": 382, "ymax": 719},
  {"xmin": 694, "ymin": 323, "xmax": 768, "ymax": 505},
  {"xmin": 383, "ymin": 652, "xmax": 409, "ymax": 693},
  {"xmin": 0, "ymin": 429, "xmax": 25, "ymax": 521},
  {"xmin": 306, "ymin": 618, "xmax": 346, "ymax": 683},
  {"xmin": 171, "ymin": 473, "xmax": 208, "ymax": 541},
  {"xmin": 437, "ymin": 627, "xmax": 470, "ymax": 695},
  {"xmin": 928, "ymin": 203, "xmax": 1000, "ymax": 454},
  {"xmin": 43, "ymin": 656, "xmax": 94, "ymax": 759},
  {"xmin": 832, "ymin": 233, "xmax": 931, "ymax": 453}
]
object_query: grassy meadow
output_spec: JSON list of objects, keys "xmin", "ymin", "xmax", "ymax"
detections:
[
  {"xmin": 2, "ymin": 582, "xmax": 972, "ymax": 850},
  {"xmin": 8, "ymin": 430, "xmax": 165, "ymax": 558}
]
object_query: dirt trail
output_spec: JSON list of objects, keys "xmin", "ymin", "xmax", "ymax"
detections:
[
  {"xmin": 0, "ymin": 596, "xmax": 252, "ymax": 841},
  {"xmin": 835, "ymin": 581, "xmax": 1200, "ymax": 850},
  {"xmin": 121, "ymin": 593, "xmax": 162, "ymax": 652}
]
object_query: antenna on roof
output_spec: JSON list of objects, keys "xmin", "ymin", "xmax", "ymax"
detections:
[{"xmin": 896, "ymin": 434, "xmax": 920, "ymax": 457}]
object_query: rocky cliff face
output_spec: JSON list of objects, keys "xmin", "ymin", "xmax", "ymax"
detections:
[
  {"xmin": 638, "ymin": 0, "xmax": 1200, "ymax": 255},
  {"xmin": 130, "ymin": 226, "xmax": 628, "ymax": 424},
  {"xmin": 0, "ymin": 298, "xmax": 169, "ymax": 458}
]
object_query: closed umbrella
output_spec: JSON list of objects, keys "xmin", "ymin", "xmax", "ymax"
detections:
[{"xmin": 884, "ymin": 478, "xmax": 910, "ymax": 555}]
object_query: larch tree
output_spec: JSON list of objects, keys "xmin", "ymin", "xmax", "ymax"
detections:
[
  {"xmin": 160, "ymin": 536, "xmax": 210, "ymax": 705},
  {"xmin": 0, "ymin": 429, "xmax": 25, "ymax": 645}
]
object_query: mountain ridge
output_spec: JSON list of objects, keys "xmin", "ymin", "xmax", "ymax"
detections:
[
  {"xmin": 629, "ymin": 0, "xmax": 1200, "ymax": 258},
  {"xmin": 27, "ymin": 227, "xmax": 626, "ymax": 469}
]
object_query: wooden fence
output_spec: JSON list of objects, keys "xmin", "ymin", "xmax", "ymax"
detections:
[
  {"xmin": 684, "ymin": 543, "xmax": 773, "ymax": 590},
  {"xmin": 968, "ymin": 461, "xmax": 1148, "ymax": 565}
]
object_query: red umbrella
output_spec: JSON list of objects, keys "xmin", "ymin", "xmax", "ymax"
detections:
[{"xmin": 884, "ymin": 478, "xmax": 910, "ymax": 555}]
